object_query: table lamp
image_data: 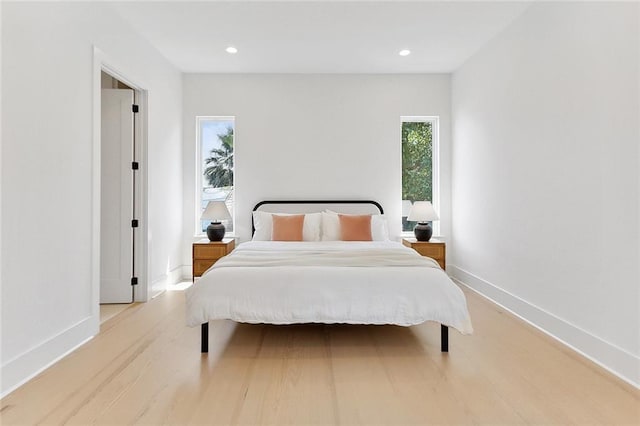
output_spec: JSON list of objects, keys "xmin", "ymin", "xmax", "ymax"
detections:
[
  {"xmin": 407, "ymin": 201, "xmax": 439, "ymax": 241},
  {"xmin": 201, "ymin": 201, "xmax": 231, "ymax": 241}
]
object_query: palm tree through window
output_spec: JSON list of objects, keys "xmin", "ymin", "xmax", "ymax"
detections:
[{"xmin": 198, "ymin": 117, "xmax": 235, "ymax": 234}]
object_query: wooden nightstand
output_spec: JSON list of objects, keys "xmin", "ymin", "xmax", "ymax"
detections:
[
  {"xmin": 192, "ymin": 238, "xmax": 235, "ymax": 281},
  {"xmin": 402, "ymin": 238, "xmax": 446, "ymax": 270}
]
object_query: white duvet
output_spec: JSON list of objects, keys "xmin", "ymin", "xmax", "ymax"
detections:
[{"xmin": 185, "ymin": 241, "xmax": 473, "ymax": 334}]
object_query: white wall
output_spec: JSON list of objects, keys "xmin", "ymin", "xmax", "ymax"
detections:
[
  {"xmin": 0, "ymin": 1, "xmax": 3, "ymax": 379},
  {"xmin": 1, "ymin": 3, "xmax": 183, "ymax": 396},
  {"xmin": 451, "ymin": 2, "xmax": 639, "ymax": 386},
  {"xmin": 182, "ymin": 74, "xmax": 452, "ymax": 267}
]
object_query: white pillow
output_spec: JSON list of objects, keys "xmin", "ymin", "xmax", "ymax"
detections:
[
  {"xmin": 372, "ymin": 214, "xmax": 390, "ymax": 241},
  {"xmin": 321, "ymin": 210, "xmax": 389, "ymax": 241},
  {"xmin": 252, "ymin": 211, "xmax": 322, "ymax": 241},
  {"xmin": 321, "ymin": 211, "xmax": 341, "ymax": 241}
]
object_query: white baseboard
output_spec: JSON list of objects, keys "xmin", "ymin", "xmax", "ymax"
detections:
[
  {"xmin": 182, "ymin": 264, "xmax": 192, "ymax": 281},
  {"xmin": 150, "ymin": 265, "xmax": 184, "ymax": 297},
  {"xmin": 1, "ymin": 316, "xmax": 95, "ymax": 398},
  {"xmin": 168, "ymin": 265, "xmax": 183, "ymax": 285},
  {"xmin": 449, "ymin": 264, "xmax": 640, "ymax": 389}
]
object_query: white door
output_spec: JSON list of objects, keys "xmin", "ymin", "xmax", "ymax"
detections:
[{"xmin": 101, "ymin": 89, "xmax": 135, "ymax": 303}]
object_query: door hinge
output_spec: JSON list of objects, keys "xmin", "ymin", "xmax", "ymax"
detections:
[
  {"xmin": 131, "ymin": 219, "xmax": 139, "ymax": 228},
  {"xmin": 131, "ymin": 277, "xmax": 138, "ymax": 286},
  {"xmin": 132, "ymin": 161, "xmax": 139, "ymax": 170},
  {"xmin": 132, "ymin": 104, "xmax": 139, "ymax": 113}
]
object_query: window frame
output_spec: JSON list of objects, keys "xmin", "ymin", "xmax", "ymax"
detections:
[
  {"xmin": 195, "ymin": 116, "xmax": 236, "ymax": 237},
  {"xmin": 400, "ymin": 116, "xmax": 440, "ymax": 237}
]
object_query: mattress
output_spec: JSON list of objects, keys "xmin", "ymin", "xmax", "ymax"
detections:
[{"xmin": 185, "ymin": 241, "xmax": 473, "ymax": 334}]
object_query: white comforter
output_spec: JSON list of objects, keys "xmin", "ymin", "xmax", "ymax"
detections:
[{"xmin": 185, "ymin": 241, "xmax": 473, "ymax": 334}]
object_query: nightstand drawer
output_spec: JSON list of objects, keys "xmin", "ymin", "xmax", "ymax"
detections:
[
  {"xmin": 192, "ymin": 238, "xmax": 235, "ymax": 281},
  {"xmin": 402, "ymin": 238, "xmax": 446, "ymax": 270},
  {"xmin": 193, "ymin": 245, "xmax": 228, "ymax": 260},
  {"xmin": 413, "ymin": 245, "xmax": 444, "ymax": 259},
  {"xmin": 193, "ymin": 259, "xmax": 217, "ymax": 276}
]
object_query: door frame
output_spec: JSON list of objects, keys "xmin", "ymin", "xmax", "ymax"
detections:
[{"xmin": 92, "ymin": 47, "xmax": 149, "ymax": 329}]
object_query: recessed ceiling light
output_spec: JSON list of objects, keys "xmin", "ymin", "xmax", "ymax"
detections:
[
  {"xmin": 226, "ymin": 46, "xmax": 238, "ymax": 54},
  {"xmin": 399, "ymin": 49, "xmax": 411, "ymax": 57}
]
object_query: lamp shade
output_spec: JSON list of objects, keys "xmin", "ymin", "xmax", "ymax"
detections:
[
  {"xmin": 201, "ymin": 201, "xmax": 231, "ymax": 222},
  {"xmin": 407, "ymin": 201, "xmax": 439, "ymax": 223}
]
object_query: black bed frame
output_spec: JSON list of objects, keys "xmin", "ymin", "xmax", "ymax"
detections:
[
  {"xmin": 251, "ymin": 199, "xmax": 384, "ymax": 234},
  {"xmin": 201, "ymin": 323, "xmax": 448, "ymax": 353},
  {"xmin": 200, "ymin": 199, "xmax": 449, "ymax": 353}
]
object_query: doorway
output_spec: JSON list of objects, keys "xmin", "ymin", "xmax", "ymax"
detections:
[{"xmin": 100, "ymin": 71, "xmax": 137, "ymax": 305}]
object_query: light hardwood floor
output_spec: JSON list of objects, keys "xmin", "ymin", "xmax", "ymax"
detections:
[
  {"xmin": 2, "ymin": 285, "xmax": 638, "ymax": 425},
  {"xmin": 99, "ymin": 304, "xmax": 134, "ymax": 324}
]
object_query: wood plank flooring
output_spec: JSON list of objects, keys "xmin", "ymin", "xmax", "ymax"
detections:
[
  {"xmin": 99, "ymin": 304, "xmax": 134, "ymax": 324},
  {"xmin": 1, "ymin": 285, "xmax": 638, "ymax": 425}
]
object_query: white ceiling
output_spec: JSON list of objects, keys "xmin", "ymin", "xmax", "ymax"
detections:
[{"xmin": 112, "ymin": 1, "xmax": 532, "ymax": 73}]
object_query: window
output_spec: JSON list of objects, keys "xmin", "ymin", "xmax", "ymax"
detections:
[
  {"xmin": 196, "ymin": 117, "xmax": 235, "ymax": 235},
  {"xmin": 401, "ymin": 116, "xmax": 439, "ymax": 234}
]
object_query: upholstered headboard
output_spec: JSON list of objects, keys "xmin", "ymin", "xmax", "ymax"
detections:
[{"xmin": 251, "ymin": 200, "xmax": 384, "ymax": 235}]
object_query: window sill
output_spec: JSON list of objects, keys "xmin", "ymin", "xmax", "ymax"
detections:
[
  {"xmin": 400, "ymin": 232, "xmax": 445, "ymax": 240},
  {"xmin": 193, "ymin": 233, "xmax": 237, "ymax": 239}
]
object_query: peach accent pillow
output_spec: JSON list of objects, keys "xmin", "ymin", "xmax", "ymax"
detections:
[
  {"xmin": 338, "ymin": 214, "xmax": 372, "ymax": 241},
  {"xmin": 271, "ymin": 214, "xmax": 304, "ymax": 241}
]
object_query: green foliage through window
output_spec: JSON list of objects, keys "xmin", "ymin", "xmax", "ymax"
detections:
[
  {"xmin": 402, "ymin": 120, "xmax": 433, "ymax": 232},
  {"xmin": 203, "ymin": 126, "xmax": 234, "ymax": 187}
]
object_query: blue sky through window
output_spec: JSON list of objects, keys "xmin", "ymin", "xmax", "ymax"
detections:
[{"xmin": 201, "ymin": 120, "xmax": 233, "ymax": 188}]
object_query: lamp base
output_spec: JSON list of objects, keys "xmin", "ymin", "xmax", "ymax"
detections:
[
  {"xmin": 206, "ymin": 222, "xmax": 226, "ymax": 241},
  {"xmin": 414, "ymin": 222, "xmax": 433, "ymax": 242}
]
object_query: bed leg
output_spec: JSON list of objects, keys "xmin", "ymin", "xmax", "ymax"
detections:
[
  {"xmin": 441, "ymin": 324, "xmax": 449, "ymax": 353},
  {"xmin": 201, "ymin": 323, "xmax": 209, "ymax": 353}
]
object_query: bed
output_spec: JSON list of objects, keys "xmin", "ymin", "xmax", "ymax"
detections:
[{"xmin": 186, "ymin": 200, "xmax": 473, "ymax": 353}]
